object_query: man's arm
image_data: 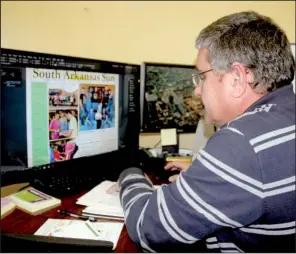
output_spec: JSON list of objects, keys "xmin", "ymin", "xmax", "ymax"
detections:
[
  {"xmin": 119, "ymin": 128, "xmax": 263, "ymax": 252},
  {"xmin": 59, "ymin": 129, "xmax": 73, "ymax": 137}
]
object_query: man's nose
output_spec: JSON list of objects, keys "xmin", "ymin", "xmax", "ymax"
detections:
[{"xmin": 194, "ymin": 85, "xmax": 201, "ymax": 97}]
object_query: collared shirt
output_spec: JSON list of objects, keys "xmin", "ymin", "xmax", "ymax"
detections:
[
  {"xmin": 59, "ymin": 117, "xmax": 68, "ymax": 132},
  {"xmin": 69, "ymin": 116, "xmax": 78, "ymax": 138},
  {"xmin": 119, "ymin": 85, "xmax": 295, "ymax": 253}
]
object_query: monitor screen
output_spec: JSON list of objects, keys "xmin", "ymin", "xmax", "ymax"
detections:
[
  {"xmin": 1, "ymin": 49, "xmax": 140, "ymax": 170},
  {"xmin": 140, "ymin": 63, "xmax": 204, "ymax": 133}
]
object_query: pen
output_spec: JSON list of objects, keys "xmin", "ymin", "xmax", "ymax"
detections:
[{"xmin": 57, "ymin": 209, "xmax": 97, "ymax": 222}]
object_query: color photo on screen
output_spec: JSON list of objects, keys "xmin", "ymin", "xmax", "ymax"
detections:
[{"xmin": 141, "ymin": 63, "xmax": 204, "ymax": 133}]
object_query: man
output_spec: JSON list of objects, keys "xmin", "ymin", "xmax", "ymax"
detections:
[
  {"xmin": 103, "ymin": 87, "xmax": 110, "ymax": 107},
  {"xmin": 112, "ymin": 11, "xmax": 296, "ymax": 252},
  {"xmin": 106, "ymin": 90, "xmax": 114, "ymax": 122},
  {"xmin": 59, "ymin": 111, "xmax": 68, "ymax": 133},
  {"xmin": 59, "ymin": 111, "xmax": 78, "ymax": 139},
  {"xmin": 70, "ymin": 95, "xmax": 74, "ymax": 106},
  {"xmin": 85, "ymin": 92, "xmax": 92, "ymax": 113}
]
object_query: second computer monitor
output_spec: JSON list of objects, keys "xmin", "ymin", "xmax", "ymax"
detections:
[{"xmin": 140, "ymin": 62, "xmax": 204, "ymax": 133}]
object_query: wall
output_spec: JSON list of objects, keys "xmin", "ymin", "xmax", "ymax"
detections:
[{"xmin": 1, "ymin": 1, "xmax": 295, "ymax": 149}]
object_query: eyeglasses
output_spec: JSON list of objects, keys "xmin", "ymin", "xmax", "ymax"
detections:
[{"xmin": 192, "ymin": 69, "xmax": 213, "ymax": 86}]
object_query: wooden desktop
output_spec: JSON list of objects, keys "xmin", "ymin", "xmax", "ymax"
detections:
[{"xmin": 1, "ymin": 184, "xmax": 141, "ymax": 253}]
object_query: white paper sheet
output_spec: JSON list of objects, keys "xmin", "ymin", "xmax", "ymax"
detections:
[{"xmin": 34, "ymin": 218, "xmax": 124, "ymax": 250}]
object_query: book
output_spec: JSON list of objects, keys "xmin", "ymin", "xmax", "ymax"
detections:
[
  {"xmin": 9, "ymin": 187, "xmax": 61, "ymax": 215},
  {"xmin": 1, "ymin": 197, "xmax": 16, "ymax": 219},
  {"xmin": 34, "ymin": 218, "xmax": 124, "ymax": 250},
  {"xmin": 77, "ymin": 180, "xmax": 160, "ymax": 220}
]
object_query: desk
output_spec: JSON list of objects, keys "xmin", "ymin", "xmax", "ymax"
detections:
[{"xmin": 1, "ymin": 189, "xmax": 141, "ymax": 253}]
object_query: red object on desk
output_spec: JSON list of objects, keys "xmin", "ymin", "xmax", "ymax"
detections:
[{"xmin": 1, "ymin": 191, "xmax": 141, "ymax": 253}]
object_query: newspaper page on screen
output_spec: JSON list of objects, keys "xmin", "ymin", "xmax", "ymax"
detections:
[{"xmin": 26, "ymin": 68, "xmax": 119, "ymax": 167}]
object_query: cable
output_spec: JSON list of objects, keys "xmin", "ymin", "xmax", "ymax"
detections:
[{"xmin": 153, "ymin": 139, "xmax": 161, "ymax": 148}]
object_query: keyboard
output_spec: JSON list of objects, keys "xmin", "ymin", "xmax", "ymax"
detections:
[{"xmin": 31, "ymin": 174, "xmax": 106, "ymax": 198}]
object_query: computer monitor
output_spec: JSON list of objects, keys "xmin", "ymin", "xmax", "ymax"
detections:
[
  {"xmin": 140, "ymin": 62, "xmax": 204, "ymax": 133},
  {"xmin": 1, "ymin": 48, "xmax": 140, "ymax": 172}
]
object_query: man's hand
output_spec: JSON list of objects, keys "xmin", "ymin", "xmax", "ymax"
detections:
[
  {"xmin": 164, "ymin": 161, "xmax": 191, "ymax": 172},
  {"xmin": 106, "ymin": 181, "xmax": 119, "ymax": 194},
  {"xmin": 164, "ymin": 161, "xmax": 191, "ymax": 182},
  {"xmin": 106, "ymin": 173, "xmax": 153, "ymax": 194}
]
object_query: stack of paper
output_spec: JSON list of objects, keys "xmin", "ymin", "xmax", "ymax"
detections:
[
  {"xmin": 1, "ymin": 197, "xmax": 16, "ymax": 219},
  {"xmin": 76, "ymin": 181, "xmax": 124, "ymax": 219},
  {"xmin": 77, "ymin": 180, "xmax": 161, "ymax": 220},
  {"xmin": 35, "ymin": 218, "xmax": 124, "ymax": 250}
]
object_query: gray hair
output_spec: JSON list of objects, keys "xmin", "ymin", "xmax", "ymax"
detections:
[{"xmin": 195, "ymin": 11, "xmax": 295, "ymax": 93}]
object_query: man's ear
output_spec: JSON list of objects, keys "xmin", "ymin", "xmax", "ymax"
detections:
[{"xmin": 229, "ymin": 63, "xmax": 248, "ymax": 98}]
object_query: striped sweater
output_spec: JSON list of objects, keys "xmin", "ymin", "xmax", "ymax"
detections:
[{"xmin": 119, "ymin": 85, "xmax": 296, "ymax": 253}]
